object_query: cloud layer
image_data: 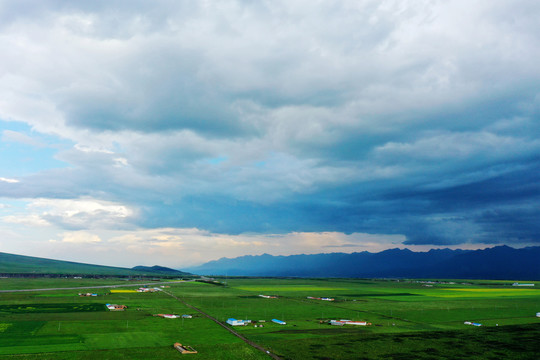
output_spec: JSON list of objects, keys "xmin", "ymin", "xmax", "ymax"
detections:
[{"xmin": 1, "ymin": 1, "xmax": 539, "ymax": 266}]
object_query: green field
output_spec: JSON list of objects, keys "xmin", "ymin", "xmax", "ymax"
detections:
[
  {"xmin": 0, "ymin": 278, "xmax": 538, "ymax": 359},
  {"xmin": 0, "ymin": 303, "xmax": 105, "ymax": 314}
]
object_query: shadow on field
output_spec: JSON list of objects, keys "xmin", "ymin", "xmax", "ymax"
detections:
[{"xmin": 258, "ymin": 323, "xmax": 540, "ymax": 360}]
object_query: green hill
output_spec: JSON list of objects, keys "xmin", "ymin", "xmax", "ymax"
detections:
[
  {"xmin": 0, "ymin": 252, "xmax": 190, "ymax": 276},
  {"xmin": 131, "ymin": 265, "xmax": 189, "ymax": 275}
]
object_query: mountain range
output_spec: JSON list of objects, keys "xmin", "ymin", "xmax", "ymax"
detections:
[
  {"xmin": 185, "ymin": 245, "xmax": 540, "ymax": 280},
  {"xmin": 2, "ymin": 246, "xmax": 538, "ymax": 279}
]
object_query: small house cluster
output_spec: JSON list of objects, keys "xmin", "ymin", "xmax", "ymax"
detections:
[
  {"xmin": 259, "ymin": 294, "xmax": 277, "ymax": 299},
  {"xmin": 137, "ymin": 287, "xmax": 161, "ymax": 293},
  {"xmin": 413, "ymin": 280, "xmax": 456, "ymax": 285},
  {"xmin": 512, "ymin": 283, "xmax": 535, "ymax": 287},
  {"xmin": 106, "ymin": 304, "xmax": 127, "ymax": 311},
  {"xmin": 227, "ymin": 318, "xmax": 279, "ymax": 326},
  {"xmin": 307, "ymin": 296, "xmax": 334, "ymax": 301},
  {"xmin": 330, "ymin": 320, "xmax": 371, "ymax": 326},
  {"xmin": 155, "ymin": 313, "xmax": 192, "ymax": 319},
  {"xmin": 78, "ymin": 293, "xmax": 98, "ymax": 297}
]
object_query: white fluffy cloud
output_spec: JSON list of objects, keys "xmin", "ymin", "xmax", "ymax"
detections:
[
  {"xmin": 0, "ymin": 177, "xmax": 19, "ymax": 183},
  {"xmin": 52, "ymin": 231, "xmax": 102, "ymax": 244},
  {"xmin": 3, "ymin": 198, "xmax": 136, "ymax": 230}
]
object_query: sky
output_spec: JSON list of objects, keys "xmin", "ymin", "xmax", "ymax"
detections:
[{"xmin": 1, "ymin": 0, "xmax": 539, "ymax": 268}]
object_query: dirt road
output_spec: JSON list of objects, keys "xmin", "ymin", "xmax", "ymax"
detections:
[{"xmin": 162, "ymin": 290, "xmax": 283, "ymax": 360}]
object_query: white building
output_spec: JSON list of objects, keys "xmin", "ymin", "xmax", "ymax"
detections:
[
  {"xmin": 162, "ymin": 314, "xmax": 180, "ymax": 319},
  {"xmin": 331, "ymin": 320, "xmax": 370, "ymax": 326}
]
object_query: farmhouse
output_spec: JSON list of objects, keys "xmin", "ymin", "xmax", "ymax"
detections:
[
  {"xmin": 155, "ymin": 314, "xmax": 180, "ymax": 318},
  {"xmin": 182, "ymin": 314, "xmax": 192, "ymax": 318},
  {"xmin": 137, "ymin": 287, "xmax": 160, "ymax": 292},
  {"xmin": 512, "ymin": 283, "xmax": 534, "ymax": 287},
  {"xmin": 259, "ymin": 294, "xmax": 277, "ymax": 299},
  {"xmin": 330, "ymin": 320, "xmax": 371, "ymax": 326},
  {"xmin": 227, "ymin": 318, "xmax": 247, "ymax": 326},
  {"xmin": 173, "ymin": 343, "xmax": 197, "ymax": 354},
  {"xmin": 272, "ymin": 319, "xmax": 286, "ymax": 325},
  {"xmin": 106, "ymin": 304, "xmax": 127, "ymax": 311},
  {"xmin": 343, "ymin": 320, "xmax": 370, "ymax": 326}
]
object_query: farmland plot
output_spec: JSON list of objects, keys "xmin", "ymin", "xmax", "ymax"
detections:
[{"xmin": 0, "ymin": 278, "xmax": 539, "ymax": 359}]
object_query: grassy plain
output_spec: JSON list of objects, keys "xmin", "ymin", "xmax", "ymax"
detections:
[
  {"xmin": 0, "ymin": 277, "xmax": 538, "ymax": 359},
  {"xmin": 0, "ymin": 278, "xmax": 144, "ymax": 290}
]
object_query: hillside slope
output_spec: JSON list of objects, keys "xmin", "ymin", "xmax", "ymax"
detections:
[{"xmin": 0, "ymin": 252, "xmax": 190, "ymax": 276}]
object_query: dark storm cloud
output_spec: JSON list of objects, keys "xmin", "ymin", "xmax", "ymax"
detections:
[{"xmin": 1, "ymin": 0, "xmax": 540, "ymax": 253}]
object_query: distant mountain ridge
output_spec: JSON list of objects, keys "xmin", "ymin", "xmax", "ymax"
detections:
[
  {"xmin": 185, "ymin": 245, "xmax": 540, "ymax": 280},
  {"xmin": 0, "ymin": 252, "xmax": 191, "ymax": 276}
]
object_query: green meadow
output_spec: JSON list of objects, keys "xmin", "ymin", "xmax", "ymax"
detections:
[{"xmin": 0, "ymin": 277, "xmax": 538, "ymax": 359}]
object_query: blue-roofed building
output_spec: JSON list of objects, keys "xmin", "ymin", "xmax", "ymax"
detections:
[{"xmin": 227, "ymin": 318, "xmax": 246, "ymax": 326}]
